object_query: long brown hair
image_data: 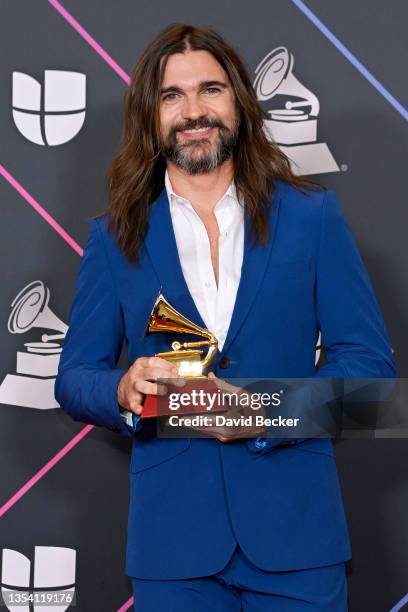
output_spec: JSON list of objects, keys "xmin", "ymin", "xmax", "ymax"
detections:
[{"xmin": 95, "ymin": 23, "xmax": 325, "ymax": 265}]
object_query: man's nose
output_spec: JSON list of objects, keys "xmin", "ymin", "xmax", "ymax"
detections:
[{"xmin": 182, "ymin": 94, "xmax": 207, "ymax": 120}]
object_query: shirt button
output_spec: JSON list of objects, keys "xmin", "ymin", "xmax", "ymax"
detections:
[
  {"xmin": 219, "ymin": 356, "xmax": 230, "ymax": 369},
  {"xmin": 255, "ymin": 438, "xmax": 267, "ymax": 450}
]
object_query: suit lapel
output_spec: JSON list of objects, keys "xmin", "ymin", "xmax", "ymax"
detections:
[
  {"xmin": 221, "ymin": 183, "xmax": 282, "ymax": 354},
  {"xmin": 144, "ymin": 187, "xmax": 207, "ymax": 328},
  {"xmin": 144, "ymin": 180, "xmax": 283, "ymax": 353}
]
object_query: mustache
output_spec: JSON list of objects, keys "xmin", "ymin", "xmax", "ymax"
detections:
[{"xmin": 172, "ymin": 120, "xmax": 226, "ymax": 133}]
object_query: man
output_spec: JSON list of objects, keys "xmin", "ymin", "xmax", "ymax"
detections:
[{"xmin": 55, "ymin": 23, "xmax": 397, "ymax": 611}]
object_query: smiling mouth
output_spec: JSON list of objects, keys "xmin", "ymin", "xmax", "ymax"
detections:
[{"xmin": 179, "ymin": 126, "xmax": 215, "ymax": 138}]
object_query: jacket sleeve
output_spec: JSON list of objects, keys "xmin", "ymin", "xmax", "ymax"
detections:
[
  {"xmin": 253, "ymin": 188, "xmax": 397, "ymax": 453},
  {"xmin": 55, "ymin": 218, "xmax": 142, "ymax": 437},
  {"xmin": 313, "ymin": 188, "xmax": 396, "ymax": 379}
]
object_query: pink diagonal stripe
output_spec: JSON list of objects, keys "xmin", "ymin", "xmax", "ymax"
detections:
[
  {"xmin": 117, "ymin": 597, "xmax": 134, "ymax": 612},
  {"xmin": 0, "ymin": 0, "xmax": 131, "ymax": 519},
  {"xmin": 0, "ymin": 425, "xmax": 94, "ymax": 518},
  {"xmin": 1, "ymin": 7, "xmax": 133, "ymax": 606},
  {"xmin": 47, "ymin": 0, "xmax": 130, "ymax": 84},
  {"xmin": 0, "ymin": 164, "xmax": 83, "ymax": 256}
]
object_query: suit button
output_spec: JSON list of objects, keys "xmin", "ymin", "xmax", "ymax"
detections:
[
  {"xmin": 219, "ymin": 356, "xmax": 230, "ymax": 369},
  {"xmin": 255, "ymin": 438, "xmax": 267, "ymax": 450},
  {"xmin": 280, "ymin": 440, "xmax": 296, "ymax": 448},
  {"xmin": 110, "ymin": 426, "xmax": 120, "ymax": 433}
]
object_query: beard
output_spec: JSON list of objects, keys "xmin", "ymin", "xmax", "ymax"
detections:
[{"xmin": 160, "ymin": 116, "xmax": 241, "ymax": 175}]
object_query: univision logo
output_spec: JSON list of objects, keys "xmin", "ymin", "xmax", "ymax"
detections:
[
  {"xmin": 1, "ymin": 546, "xmax": 76, "ymax": 612},
  {"xmin": 12, "ymin": 70, "xmax": 86, "ymax": 146}
]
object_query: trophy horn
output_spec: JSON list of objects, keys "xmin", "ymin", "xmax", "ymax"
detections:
[{"xmin": 147, "ymin": 292, "xmax": 218, "ymax": 378}]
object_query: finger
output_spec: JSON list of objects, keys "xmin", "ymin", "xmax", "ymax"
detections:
[
  {"xmin": 216, "ymin": 431, "xmax": 238, "ymax": 443},
  {"xmin": 187, "ymin": 424, "xmax": 237, "ymax": 443},
  {"xmin": 134, "ymin": 379, "xmax": 168, "ymax": 396},
  {"xmin": 167, "ymin": 377, "xmax": 186, "ymax": 387},
  {"xmin": 208, "ymin": 372, "xmax": 245, "ymax": 396},
  {"xmin": 137, "ymin": 357, "xmax": 179, "ymax": 375},
  {"xmin": 127, "ymin": 398, "xmax": 144, "ymax": 415},
  {"xmin": 134, "ymin": 390, "xmax": 145, "ymax": 405},
  {"xmin": 142, "ymin": 366, "xmax": 176, "ymax": 381},
  {"xmin": 146, "ymin": 369, "xmax": 185, "ymax": 387},
  {"xmin": 144, "ymin": 372, "xmax": 185, "ymax": 388}
]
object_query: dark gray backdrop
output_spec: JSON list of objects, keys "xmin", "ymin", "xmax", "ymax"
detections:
[{"xmin": 1, "ymin": 1, "xmax": 407, "ymax": 611}]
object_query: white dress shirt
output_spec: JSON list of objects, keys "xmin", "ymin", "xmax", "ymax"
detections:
[
  {"xmin": 120, "ymin": 170, "xmax": 245, "ymax": 431},
  {"xmin": 164, "ymin": 168, "xmax": 245, "ymax": 351}
]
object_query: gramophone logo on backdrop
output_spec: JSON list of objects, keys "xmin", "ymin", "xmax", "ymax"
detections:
[
  {"xmin": 254, "ymin": 47, "xmax": 339, "ymax": 176},
  {"xmin": 0, "ymin": 281, "xmax": 67, "ymax": 409},
  {"xmin": 12, "ymin": 70, "xmax": 86, "ymax": 145},
  {"xmin": 1, "ymin": 546, "xmax": 76, "ymax": 611}
]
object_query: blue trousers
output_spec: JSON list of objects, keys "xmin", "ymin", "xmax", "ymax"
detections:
[{"xmin": 131, "ymin": 544, "xmax": 348, "ymax": 611}]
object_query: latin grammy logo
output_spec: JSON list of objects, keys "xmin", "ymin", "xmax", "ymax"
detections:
[
  {"xmin": 0, "ymin": 280, "xmax": 67, "ymax": 409},
  {"xmin": 254, "ymin": 46, "xmax": 339, "ymax": 176}
]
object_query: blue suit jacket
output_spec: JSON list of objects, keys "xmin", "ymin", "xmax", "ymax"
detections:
[{"xmin": 55, "ymin": 179, "xmax": 397, "ymax": 579}]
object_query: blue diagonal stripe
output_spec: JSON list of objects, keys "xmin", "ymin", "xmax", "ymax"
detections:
[
  {"xmin": 291, "ymin": 0, "xmax": 408, "ymax": 121},
  {"xmin": 389, "ymin": 593, "xmax": 408, "ymax": 612}
]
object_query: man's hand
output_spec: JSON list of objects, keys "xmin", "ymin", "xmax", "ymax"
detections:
[
  {"xmin": 117, "ymin": 356, "xmax": 185, "ymax": 416},
  {"xmin": 185, "ymin": 372, "xmax": 267, "ymax": 443}
]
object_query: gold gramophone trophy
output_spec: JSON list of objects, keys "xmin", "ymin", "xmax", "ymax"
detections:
[
  {"xmin": 149, "ymin": 292, "xmax": 218, "ymax": 377},
  {"xmin": 142, "ymin": 292, "xmax": 223, "ymax": 418}
]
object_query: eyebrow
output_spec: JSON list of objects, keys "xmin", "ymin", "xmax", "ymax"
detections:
[{"xmin": 160, "ymin": 80, "xmax": 229, "ymax": 96}]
